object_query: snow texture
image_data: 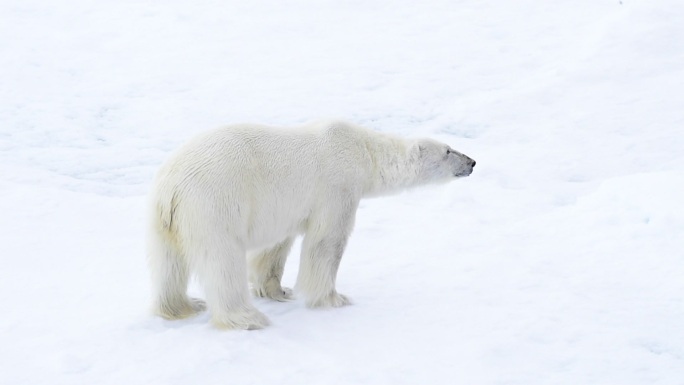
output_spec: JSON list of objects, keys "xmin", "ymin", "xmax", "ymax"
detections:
[{"xmin": 1, "ymin": 0, "xmax": 683, "ymax": 384}]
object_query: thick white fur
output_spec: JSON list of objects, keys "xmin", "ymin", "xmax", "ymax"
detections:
[{"xmin": 148, "ymin": 120, "xmax": 475, "ymax": 329}]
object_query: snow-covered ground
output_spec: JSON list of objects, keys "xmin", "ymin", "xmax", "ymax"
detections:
[{"xmin": 2, "ymin": 0, "xmax": 683, "ymax": 384}]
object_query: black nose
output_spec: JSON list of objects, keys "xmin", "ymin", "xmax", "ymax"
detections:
[{"xmin": 471, "ymin": 160, "xmax": 476, "ymax": 167}]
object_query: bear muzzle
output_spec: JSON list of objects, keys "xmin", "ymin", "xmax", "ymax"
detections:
[{"xmin": 455, "ymin": 158, "xmax": 476, "ymax": 177}]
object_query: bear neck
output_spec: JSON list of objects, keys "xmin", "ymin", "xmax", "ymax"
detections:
[{"xmin": 362, "ymin": 131, "xmax": 422, "ymax": 197}]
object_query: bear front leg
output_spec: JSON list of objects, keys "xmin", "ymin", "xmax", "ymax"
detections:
[
  {"xmin": 296, "ymin": 233, "xmax": 353, "ymax": 308},
  {"xmin": 249, "ymin": 237, "xmax": 294, "ymax": 301}
]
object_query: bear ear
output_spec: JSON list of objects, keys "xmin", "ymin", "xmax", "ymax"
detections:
[{"xmin": 412, "ymin": 142, "xmax": 426, "ymax": 157}]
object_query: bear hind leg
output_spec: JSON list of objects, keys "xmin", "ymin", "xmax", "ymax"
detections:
[
  {"xmin": 249, "ymin": 237, "xmax": 294, "ymax": 301},
  {"xmin": 148, "ymin": 230, "xmax": 206, "ymax": 320},
  {"xmin": 193, "ymin": 236, "xmax": 270, "ymax": 330}
]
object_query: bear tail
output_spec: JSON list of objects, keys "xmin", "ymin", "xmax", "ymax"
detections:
[
  {"xmin": 147, "ymin": 186, "xmax": 183, "ymax": 260},
  {"xmin": 151, "ymin": 187, "xmax": 178, "ymax": 232}
]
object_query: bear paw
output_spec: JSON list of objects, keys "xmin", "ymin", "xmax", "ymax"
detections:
[
  {"xmin": 211, "ymin": 307, "xmax": 271, "ymax": 330},
  {"xmin": 306, "ymin": 292, "xmax": 352, "ymax": 308},
  {"xmin": 252, "ymin": 285, "xmax": 293, "ymax": 302},
  {"xmin": 189, "ymin": 297, "xmax": 207, "ymax": 312},
  {"xmin": 154, "ymin": 296, "xmax": 207, "ymax": 320},
  {"xmin": 251, "ymin": 278, "xmax": 293, "ymax": 302}
]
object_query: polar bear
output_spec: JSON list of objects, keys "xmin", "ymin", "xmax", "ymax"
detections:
[{"xmin": 148, "ymin": 120, "xmax": 475, "ymax": 329}]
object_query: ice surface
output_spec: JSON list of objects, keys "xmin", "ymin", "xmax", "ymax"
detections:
[{"xmin": 1, "ymin": 1, "xmax": 683, "ymax": 384}]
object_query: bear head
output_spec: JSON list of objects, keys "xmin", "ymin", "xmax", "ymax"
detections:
[{"xmin": 415, "ymin": 138, "xmax": 476, "ymax": 183}]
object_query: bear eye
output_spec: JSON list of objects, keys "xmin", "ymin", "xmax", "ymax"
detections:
[{"xmin": 446, "ymin": 148, "xmax": 452, "ymax": 155}]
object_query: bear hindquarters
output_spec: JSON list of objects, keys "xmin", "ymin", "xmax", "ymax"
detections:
[
  {"xmin": 148, "ymin": 228, "xmax": 206, "ymax": 320},
  {"xmin": 249, "ymin": 237, "xmax": 295, "ymax": 301}
]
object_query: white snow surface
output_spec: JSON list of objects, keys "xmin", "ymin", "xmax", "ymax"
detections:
[{"xmin": 2, "ymin": 0, "xmax": 684, "ymax": 384}]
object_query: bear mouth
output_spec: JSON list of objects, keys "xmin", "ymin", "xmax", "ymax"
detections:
[{"xmin": 454, "ymin": 169, "xmax": 473, "ymax": 177}]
